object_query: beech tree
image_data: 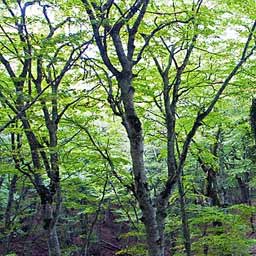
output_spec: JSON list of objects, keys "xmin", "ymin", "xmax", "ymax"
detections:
[
  {"xmin": 0, "ymin": 0, "xmax": 256, "ymax": 255},
  {"xmin": 0, "ymin": 1, "xmax": 90, "ymax": 255},
  {"xmin": 81, "ymin": 0, "xmax": 256, "ymax": 255}
]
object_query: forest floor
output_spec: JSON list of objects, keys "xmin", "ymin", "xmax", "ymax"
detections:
[{"xmin": 1, "ymin": 209, "xmax": 256, "ymax": 255}]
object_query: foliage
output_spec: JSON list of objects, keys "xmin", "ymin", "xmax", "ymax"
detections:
[{"xmin": 0, "ymin": 0, "xmax": 256, "ymax": 255}]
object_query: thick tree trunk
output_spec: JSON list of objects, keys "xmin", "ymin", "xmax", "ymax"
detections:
[
  {"xmin": 145, "ymin": 208, "xmax": 164, "ymax": 256},
  {"xmin": 156, "ymin": 210, "xmax": 166, "ymax": 256},
  {"xmin": 47, "ymin": 224, "xmax": 61, "ymax": 256},
  {"xmin": 42, "ymin": 201, "xmax": 61, "ymax": 256},
  {"xmin": 41, "ymin": 183, "xmax": 61, "ymax": 256},
  {"xmin": 119, "ymin": 76, "xmax": 164, "ymax": 256}
]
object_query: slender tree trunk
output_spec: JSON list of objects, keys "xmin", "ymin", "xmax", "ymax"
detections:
[
  {"xmin": 4, "ymin": 174, "xmax": 18, "ymax": 255},
  {"xmin": 169, "ymin": 231, "xmax": 177, "ymax": 256},
  {"xmin": 5, "ymin": 174, "xmax": 18, "ymax": 229},
  {"xmin": 206, "ymin": 169, "xmax": 220, "ymax": 207},
  {"xmin": 236, "ymin": 173, "xmax": 255, "ymax": 232},
  {"xmin": 0, "ymin": 175, "xmax": 4, "ymax": 190},
  {"xmin": 236, "ymin": 174, "xmax": 250, "ymax": 204},
  {"xmin": 199, "ymin": 156, "xmax": 221, "ymax": 253},
  {"xmin": 178, "ymin": 176, "xmax": 191, "ymax": 256}
]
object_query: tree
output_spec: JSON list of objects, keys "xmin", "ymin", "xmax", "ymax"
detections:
[
  {"xmin": 81, "ymin": 0, "xmax": 256, "ymax": 255},
  {"xmin": 0, "ymin": 1, "xmax": 90, "ymax": 255},
  {"xmin": 0, "ymin": 0, "xmax": 256, "ymax": 255}
]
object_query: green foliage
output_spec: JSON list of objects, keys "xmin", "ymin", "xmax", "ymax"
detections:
[
  {"xmin": 116, "ymin": 243, "xmax": 147, "ymax": 256},
  {"xmin": 190, "ymin": 205, "xmax": 255, "ymax": 255},
  {"xmin": 0, "ymin": 0, "xmax": 256, "ymax": 255}
]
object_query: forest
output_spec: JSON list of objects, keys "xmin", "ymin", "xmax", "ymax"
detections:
[{"xmin": 0, "ymin": 0, "xmax": 256, "ymax": 255}]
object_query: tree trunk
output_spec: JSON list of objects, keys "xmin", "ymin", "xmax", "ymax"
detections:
[
  {"xmin": 236, "ymin": 174, "xmax": 250, "ymax": 204},
  {"xmin": 206, "ymin": 169, "xmax": 220, "ymax": 207},
  {"xmin": 4, "ymin": 174, "xmax": 18, "ymax": 255},
  {"xmin": 47, "ymin": 224, "xmax": 61, "ymax": 256},
  {"xmin": 41, "ymin": 185, "xmax": 61, "ymax": 256},
  {"xmin": 198, "ymin": 158, "xmax": 220, "ymax": 207},
  {"xmin": 178, "ymin": 176, "xmax": 191, "ymax": 256},
  {"xmin": 236, "ymin": 173, "xmax": 255, "ymax": 232},
  {"xmin": 0, "ymin": 175, "xmax": 4, "ymax": 190},
  {"xmin": 42, "ymin": 201, "xmax": 61, "ymax": 256},
  {"xmin": 119, "ymin": 76, "xmax": 164, "ymax": 256},
  {"xmin": 5, "ymin": 174, "xmax": 18, "ymax": 229}
]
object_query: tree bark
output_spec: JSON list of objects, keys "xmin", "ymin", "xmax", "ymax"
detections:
[
  {"xmin": 178, "ymin": 176, "xmax": 191, "ymax": 256},
  {"xmin": 82, "ymin": 2, "xmax": 256, "ymax": 255},
  {"xmin": 3, "ymin": 174, "xmax": 18, "ymax": 255},
  {"xmin": 0, "ymin": 175, "xmax": 4, "ymax": 190},
  {"xmin": 41, "ymin": 184, "xmax": 61, "ymax": 256},
  {"xmin": 118, "ymin": 76, "xmax": 164, "ymax": 256},
  {"xmin": 47, "ymin": 224, "xmax": 61, "ymax": 256},
  {"xmin": 236, "ymin": 174, "xmax": 250, "ymax": 204}
]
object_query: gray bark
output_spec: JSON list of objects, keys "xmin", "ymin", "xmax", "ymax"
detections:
[
  {"xmin": 178, "ymin": 177, "xmax": 191, "ymax": 256},
  {"xmin": 119, "ymin": 76, "xmax": 164, "ymax": 256},
  {"xmin": 48, "ymin": 224, "xmax": 61, "ymax": 256},
  {"xmin": 42, "ymin": 193, "xmax": 61, "ymax": 256},
  {"xmin": 4, "ymin": 174, "xmax": 18, "ymax": 229},
  {"xmin": 3, "ymin": 174, "xmax": 18, "ymax": 255},
  {"xmin": 82, "ymin": 1, "xmax": 256, "ymax": 255},
  {"xmin": 0, "ymin": 175, "xmax": 4, "ymax": 190}
]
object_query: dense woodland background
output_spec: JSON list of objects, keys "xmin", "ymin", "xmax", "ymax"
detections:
[{"xmin": 1, "ymin": 0, "xmax": 256, "ymax": 255}]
